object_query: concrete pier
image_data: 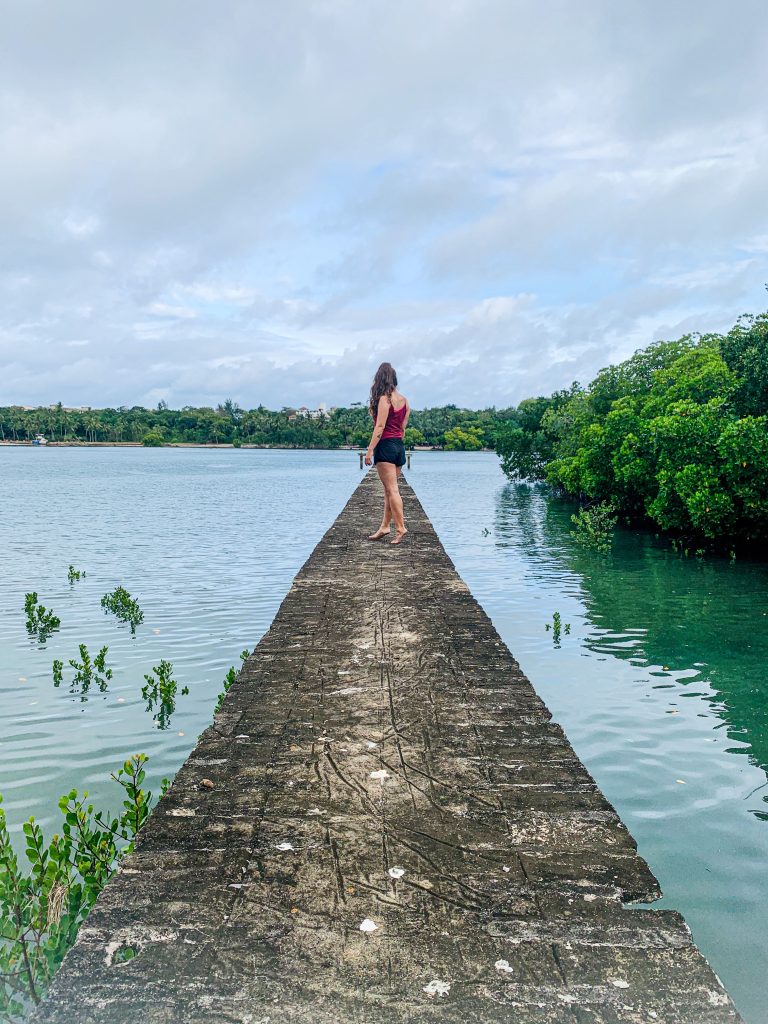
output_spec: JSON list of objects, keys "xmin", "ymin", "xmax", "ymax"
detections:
[{"xmin": 32, "ymin": 471, "xmax": 743, "ymax": 1023}]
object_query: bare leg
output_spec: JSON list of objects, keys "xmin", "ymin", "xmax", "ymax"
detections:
[
  {"xmin": 381, "ymin": 491, "xmax": 393, "ymax": 530},
  {"xmin": 377, "ymin": 463, "xmax": 407, "ymax": 544},
  {"xmin": 368, "ymin": 490, "xmax": 392, "ymax": 539}
]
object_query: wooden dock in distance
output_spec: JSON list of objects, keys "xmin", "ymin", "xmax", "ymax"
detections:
[{"xmin": 32, "ymin": 470, "xmax": 743, "ymax": 1023}]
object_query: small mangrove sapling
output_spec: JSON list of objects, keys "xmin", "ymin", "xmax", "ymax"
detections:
[
  {"xmin": 0, "ymin": 755, "xmax": 169, "ymax": 1019},
  {"xmin": 100, "ymin": 586, "xmax": 143, "ymax": 634},
  {"xmin": 141, "ymin": 660, "xmax": 188, "ymax": 729},
  {"xmin": 570, "ymin": 502, "xmax": 618, "ymax": 553},
  {"xmin": 23, "ymin": 594, "xmax": 61, "ymax": 644},
  {"xmin": 214, "ymin": 650, "xmax": 250, "ymax": 715},
  {"xmin": 545, "ymin": 611, "xmax": 571, "ymax": 647},
  {"xmin": 53, "ymin": 645, "xmax": 113, "ymax": 698}
]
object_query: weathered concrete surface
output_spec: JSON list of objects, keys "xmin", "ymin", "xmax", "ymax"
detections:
[{"xmin": 32, "ymin": 471, "xmax": 742, "ymax": 1023}]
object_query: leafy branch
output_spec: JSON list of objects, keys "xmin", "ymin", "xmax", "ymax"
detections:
[
  {"xmin": 23, "ymin": 595, "xmax": 60, "ymax": 645},
  {"xmin": 100, "ymin": 587, "xmax": 143, "ymax": 634},
  {"xmin": 0, "ymin": 756, "xmax": 167, "ymax": 1019}
]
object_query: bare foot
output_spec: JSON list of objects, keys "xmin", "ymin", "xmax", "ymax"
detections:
[
  {"xmin": 368, "ymin": 528, "xmax": 390, "ymax": 540},
  {"xmin": 390, "ymin": 529, "xmax": 408, "ymax": 545}
]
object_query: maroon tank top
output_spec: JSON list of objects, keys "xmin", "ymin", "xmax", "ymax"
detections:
[{"xmin": 373, "ymin": 398, "xmax": 407, "ymax": 440}]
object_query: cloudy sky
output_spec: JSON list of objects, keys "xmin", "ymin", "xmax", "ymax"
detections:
[{"xmin": 1, "ymin": 0, "xmax": 767, "ymax": 410}]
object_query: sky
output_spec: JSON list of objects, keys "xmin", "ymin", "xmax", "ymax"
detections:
[{"xmin": 1, "ymin": 0, "xmax": 767, "ymax": 411}]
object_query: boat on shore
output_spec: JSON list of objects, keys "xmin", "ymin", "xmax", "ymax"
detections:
[{"xmin": 32, "ymin": 433, "xmax": 48, "ymax": 446}]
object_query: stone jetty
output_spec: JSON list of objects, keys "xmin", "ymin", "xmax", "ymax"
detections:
[{"xmin": 31, "ymin": 471, "xmax": 743, "ymax": 1023}]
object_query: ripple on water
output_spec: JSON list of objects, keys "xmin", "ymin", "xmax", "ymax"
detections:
[
  {"xmin": 2, "ymin": 449, "xmax": 768, "ymax": 1024},
  {"xmin": 412, "ymin": 455, "xmax": 768, "ymax": 1024}
]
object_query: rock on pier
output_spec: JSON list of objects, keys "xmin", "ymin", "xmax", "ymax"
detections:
[{"xmin": 32, "ymin": 471, "xmax": 743, "ymax": 1023}]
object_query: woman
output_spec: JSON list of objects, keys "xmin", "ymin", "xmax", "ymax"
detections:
[{"xmin": 364, "ymin": 362, "xmax": 409, "ymax": 545}]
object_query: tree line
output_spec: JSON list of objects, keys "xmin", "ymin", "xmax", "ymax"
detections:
[
  {"xmin": 0, "ymin": 401, "xmax": 514, "ymax": 451},
  {"xmin": 5, "ymin": 306, "xmax": 766, "ymax": 546},
  {"xmin": 495, "ymin": 309, "xmax": 768, "ymax": 549}
]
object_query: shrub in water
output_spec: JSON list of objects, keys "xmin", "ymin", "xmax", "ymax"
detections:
[
  {"xmin": 53, "ymin": 645, "xmax": 113, "ymax": 698},
  {"xmin": 141, "ymin": 660, "xmax": 188, "ymax": 729},
  {"xmin": 23, "ymin": 594, "xmax": 61, "ymax": 644},
  {"xmin": 570, "ymin": 502, "xmax": 618, "ymax": 553},
  {"xmin": 100, "ymin": 586, "xmax": 143, "ymax": 634},
  {"xmin": 0, "ymin": 755, "xmax": 168, "ymax": 1018}
]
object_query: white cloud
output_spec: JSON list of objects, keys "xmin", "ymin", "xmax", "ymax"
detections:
[
  {"xmin": 62, "ymin": 213, "xmax": 100, "ymax": 238},
  {"xmin": 1, "ymin": 0, "xmax": 767, "ymax": 408},
  {"xmin": 145, "ymin": 302, "xmax": 198, "ymax": 319}
]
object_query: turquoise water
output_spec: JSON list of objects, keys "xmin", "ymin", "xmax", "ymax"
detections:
[{"xmin": 2, "ymin": 447, "xmax": 767, "ymax": 1023}]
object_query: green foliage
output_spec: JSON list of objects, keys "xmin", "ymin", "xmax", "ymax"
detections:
[
  {"xmin": 66, "ymin": 566, "xmax": 85, "ymax": 584},
  {"xmin": 23, "ymin": 594, "xmax": 61, "ymax": 644},
  {"xmin": 497, "ymin": 309, "xmax": 768, "ymax": 549},
  {"xmin": 495, "ymin": 387, "xmax": 581, "ymax": 480},
  {"xmin": 141, "ymin": 431, "xmax": 164, "ymax": 447},
  {"xmin": 443, "ymin": 425, "xmax": 484, "ymax": 450},
  {"xmin": 214, "ymin": 650, "xmax": 249, "ymax": 715},
  {"xmin": 141, "ymin": 660, "xmax": 188, "ymax": 730},
  {"xmin": 100, "ymin": 587, "xmax": 144, "ymax": 634},
  {"xmin": 570, "ymin": 502, "xmax": 618, "ymax": 553},
  {"xmin": 544, "ymin": 611, "xmax": 571, "ymax": 646},
  {"xmin": 720, "ymin": 311, "xmax": 768, "ymax": 417},
  {"xmin": 587, "ymin": 335, "xmax": 702, "ymax": 416},
  {"xmin": 54, "ymin": 645, "xmax": 113, "ymax": 699},
  {"xmin": 403, "ymin": 426, "xmax": 425, "ymax": 446},
  {"xmin": 496, "ymin": 422, "xmax": 547, "ymax": 480},
  {"xmin": 0, "ymin": 403, "xmax": 515, "ymax": 451},
  {"xmin": 3, "ymin": 570, "xmax": 252, "ymax": 1016},
  {"xmin": 0, "ymin": 755, "xmax": 162, "ymax": 1017}
]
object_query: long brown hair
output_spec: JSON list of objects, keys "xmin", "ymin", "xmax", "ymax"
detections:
[{"xmin": 368, "ymin": 362, "xmax": 398, "ymax": 416}]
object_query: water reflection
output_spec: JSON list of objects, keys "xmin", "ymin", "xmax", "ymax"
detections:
[
  {"xmin": 3, "ymin": 449, "xmax": 767, "ymax": 1023},
  {"xmin": 493, "ymin": 483, "xmax": 768, "ymax": 818},
  {"xmin": 53, "ymin": 643, "xmax": 113, "ymax": 701},
  {"xmin": 140, "ymin": 659, "xmax": 188, "ymax": 730},
  {"xmin": 346, "ymin": 455, "xmax": 768, "ymax": 1023}
]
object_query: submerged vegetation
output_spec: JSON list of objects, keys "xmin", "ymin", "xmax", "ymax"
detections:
[
  {"xmin": 53, "ymin": 645, "xmax": 113, "ymax": 699},
  {"xmin": 100, "ymin": 586, "xmax": 143, "ymax": 634},
  {"xmin": 2, "ymin": 559, "xmax": 249, "ymax": 1018},
  {"xmin": 23, "ymin": 594, "xmax": 61, "ymax": 645},
  {"xmin": 496, "ymin": 309, "xmax": 768, "ymax": 550},
  {"xmin": 570, "ymin": 502, "xmax": 618, "ymax": 553},
  {"xmin": 545, "ymin": 611, "xmax": 570, "ymax": 647},
  {"xmin": 141, "ymin": 660, "xmax": 188, "ymax": 730}
]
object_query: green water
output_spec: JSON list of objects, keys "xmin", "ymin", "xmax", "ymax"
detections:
[
  {"xmin": 2, "ymin": 448, "xmax": 767, "ymax": 1022},
  {"xmin": 416, "ymin": 462, "xmax": 768, "ymax": 1024}
]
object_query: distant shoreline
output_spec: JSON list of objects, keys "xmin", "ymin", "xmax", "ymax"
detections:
[{"xmin": 0, "ymin": 440, "xmax": 465, "ymax": 451}]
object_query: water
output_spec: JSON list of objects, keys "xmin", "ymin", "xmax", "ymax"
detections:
[{"xmin": 1, "ymin": 447, "xmax": 767, "ymax": 1023}]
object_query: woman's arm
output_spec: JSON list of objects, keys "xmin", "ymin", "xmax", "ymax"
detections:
[
  {"xmin": 365, "ymin": 395, "xmax": 390, "ymax": 466},
  {"xmin": 402, "ymin": 399, "xmax": 410, "ymax": 433}
]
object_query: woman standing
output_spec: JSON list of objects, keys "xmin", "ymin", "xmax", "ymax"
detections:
[{"xmin": 364, "ymin": 362, "xmax": 409, "ymax": 545}]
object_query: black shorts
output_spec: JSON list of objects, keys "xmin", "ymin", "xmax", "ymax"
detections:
[{"xmin": 373, "ymin": 437, "xmax": 406, "ymax": 467}]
